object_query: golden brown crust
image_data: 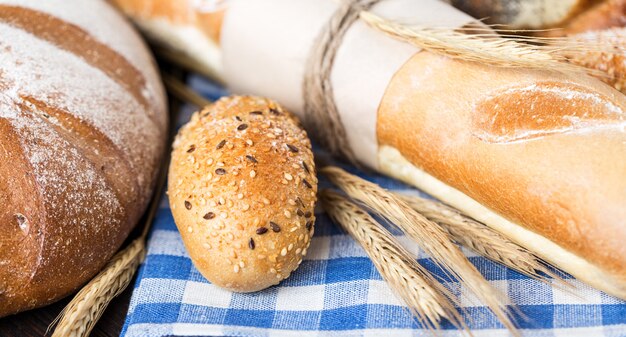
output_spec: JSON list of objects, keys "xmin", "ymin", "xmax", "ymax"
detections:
[
  {"xmin": 446, "ymin": 0, "xmax": 599, "ymax": 28},
  {"xmin": 110, "ymin": 0, "xmax": 225, "ymax": 43},
  {"xmin": 109, "ymin": 0, "xmax": 195, "ymax": 24},
  {"xmin": 560, "ymin": 28, "xmax": 626, "ymax": 95},
  {"xmin": 0, "ymin": 118, "xmax": 45, "ymax": 314},
  {"xmin": 545, "ymin": 0, "xmax": 626, "ymax": 36},
  {"xmin": 0, "ymin": 0, "xmax": 166, "ymax": 317},
  {"xmin": 377, "ymin": 51, "xmax": 626, "ymax": 296},
  {"xmin": 197, "ymin": 9, "xmax": 225, "ymax": 43},
  {"xmin": 168, "ymin": 96, "xmax": 317, "ymax": 292}
]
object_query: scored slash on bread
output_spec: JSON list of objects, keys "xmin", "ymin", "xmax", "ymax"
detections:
[
  {"xmin": 0, "ymin": 0, "xmax": 167, "ymax": 317},
  {"xmin": 168, "ymin": 96, "xmax": 317, "ymax": 292}
]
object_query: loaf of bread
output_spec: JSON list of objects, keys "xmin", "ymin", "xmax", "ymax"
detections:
[
  {"xmin": 442, "ymin": 1, "xmax": 626, "ymax": 96},
  {"xmin": 113, "ymin": 0, "xmax": 626, "ymax": 300},
  {"xmin": 443, "ymin": 0, "xmax": 598, "ymax": 28},
  {"xmin": 376, "ymin": 52, "xmax": 626, "ymax": 300},
  {"xmin": 169, "ymin": 96, "xmax": 317, "ymax": 292},
  {"xmin": 558, "ymin": 28, "xmax": 626, "ymax": 95},
  {"xmin": 109, "ymin": 0, "xmax": 226, "ymax": 80},
  {"xmin": 542, "ymin": 0, "xmax": 626, "ymax": 35},
  {"xmin": 0, "ymin": 0, "xmax": 167, "ymax": 317}
]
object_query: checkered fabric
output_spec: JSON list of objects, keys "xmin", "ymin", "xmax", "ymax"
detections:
[{"xmin": 121, "ymin": 76, "xmax": 626, "ymax": 337}]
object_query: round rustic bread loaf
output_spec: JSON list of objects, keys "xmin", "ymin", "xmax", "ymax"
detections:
[
  {"xmin": 169, "ymin": 96, "xmax": 317, "ymax": 292},
  {"xmin": 0, "ymin": 0, "xmax": 167, "ymax": 316}
]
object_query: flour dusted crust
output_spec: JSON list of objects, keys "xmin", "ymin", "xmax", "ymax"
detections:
[
  {"xmin": 0, "ymin": 0, "xmax": 167, "ymax": 316},
  {"xmin": 169, "ymin": 96, "xmax": 317, "ymax": 292},
  {"xmin": 377, "ymin": 51, "xmax": 626, "ymax": 299}
]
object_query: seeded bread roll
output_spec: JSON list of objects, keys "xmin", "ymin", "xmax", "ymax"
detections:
[{"xmin": 169, "ymin": 96, "xmax": 317, "ymax": 292}]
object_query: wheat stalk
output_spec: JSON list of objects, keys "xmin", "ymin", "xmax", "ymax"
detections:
[
  {"xmin": 49, "ymin": 239, "xmax": 145, "ymax": 337},
  {"xmin": 50, "ymin": 162, "xmax": 169, "ymax": 336},
  {"xmin": 162, "ymin": 74, "xmax": 213, "ymax": 108},
  {"xmin": 394, "ymin": 193, "xmax": 565, "ymax": 283},
  {"xmin": 322, "ymin": 166, "xmax": 519, "ymax": 337},
  {"xmin": 152, "ymin": 45, "xmax": 226, "ymax": 86},
  {"xmin": 49, "ymin": 73, "xmax": 186, "ymax": 337},
  {"xmin": 321, "ymin": 190, "xmax": 469, "ymax": 333},
  {"xmin": 552, "ymin": 28, "xmax": 626, "ymax": 94},
  {"xmin": 359, "ymin": 11, "xmax": 601, "ymax": 77}
]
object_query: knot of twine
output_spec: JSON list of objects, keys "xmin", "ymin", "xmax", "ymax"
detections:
[{"xmin": 303, "ymin": 0, "xmax": 382, "ymax": 165}]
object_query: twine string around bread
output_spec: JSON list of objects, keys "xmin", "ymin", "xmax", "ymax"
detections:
[
  {"xmin": 302, "ymin": 1, "xmax": 614, "ymax": 164},
  {"xmin": 302, "ymin": 0, "xmax": 381, "ymax": 165}
]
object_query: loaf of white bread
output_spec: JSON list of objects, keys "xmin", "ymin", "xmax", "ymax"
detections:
[
  {"xmin": 0, "ymin": 0, "xmax": 167, "ymax": 316},
  {"xmin": 111, "ymin": 0, "xmax": 626, "ymax": 300}
]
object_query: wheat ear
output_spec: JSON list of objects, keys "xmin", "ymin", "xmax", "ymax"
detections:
[
  {"xmin": 49, "ymin": 74, "xmax": 183, "ymax": 337},
  {"xmin": 322, "ymin": 166, "xmax": 518, "ymax": 336},
  {"xmin": 162, "ymin": 74, "xmax": 213, "ymax": 108},
  {"xmin": 152, "ymin": 45, "xmax": 226, "ymax": 86},
  {"xmin": 394, "ymin": 193, "xmax": 565, "ymax": 283},
  {"xmin": 49, "ymin": 239, "xmax": 145, "ymax": 337},
  {"xmin": 359, "ymin": 11, "xmax": 599, "ymax": 77},
  {"xmin": 551, "ymin": 29, "xmax": 626, "ymax": 94},
  {"xmin": 321, "ymin": 190, "xmax": 469, "ymax": 333}
]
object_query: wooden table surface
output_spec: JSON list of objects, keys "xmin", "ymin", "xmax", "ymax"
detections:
[{"xmin": 0, "ymin": 274, "xmax": 135, "ymax": 337}]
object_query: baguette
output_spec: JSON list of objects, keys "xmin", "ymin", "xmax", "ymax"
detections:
[
  {"xmin": 377, "ymin": 52, "xmax": 626, "ymax": 299},
  {"xmin": 168, "ymin": 96, "xmax": 317, "ymax": 292},
  {"xmin": 0, "ymin": 0, "xmax": 167, "ymax": 316},
  {"xmin": 113, "ymin": 0, "xmax": 626, "ymax": 299}
]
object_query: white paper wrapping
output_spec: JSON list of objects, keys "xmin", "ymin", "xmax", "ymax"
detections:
[{"xmin": 222, "ymin": 0, "xmax": 473, "ymax": 168}]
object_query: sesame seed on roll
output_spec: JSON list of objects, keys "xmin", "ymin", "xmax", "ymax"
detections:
[{"xmin": 169, "ymin": 96, "xmax": 317, "ymax": 292}]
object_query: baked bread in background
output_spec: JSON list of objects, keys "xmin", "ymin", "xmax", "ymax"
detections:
[
  {"xmin": 169, "ymin": 96, "xmax": 317, "ymax": 292},
  {"xmin": 443, "ymin": 0, "xmax": 600, "ymax": 29},
  {"xmin": 560, "ymin": 28, "xmax": 626, "ymax": 94},
  {"xmin": 441, "ymin": 1, "xmax": 626, "ymax": 96},
  {"xmin": 0, "ymin": 0, "xmax": 167, "ymax": 316},
  {"xmin": 111, "ymin": 0, "xmax": 626, "ymax": 299},
  {"xmin": 109, "ymin": 0, "xmax": 226, "ymax": 81},
  {"xmin": 543, "ymin": 0, "xmax": 626, "ymax": 35}
]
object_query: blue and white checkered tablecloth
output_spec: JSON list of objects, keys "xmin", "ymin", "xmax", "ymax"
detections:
[{"xmin": 121, "ymin": 76, "xmax": 626, "ymax": 337}]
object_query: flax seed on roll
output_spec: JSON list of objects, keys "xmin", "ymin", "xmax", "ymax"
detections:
[{"xmin": 168, "ymin": 96, "xmax": 317, "ymax": 292}]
